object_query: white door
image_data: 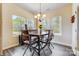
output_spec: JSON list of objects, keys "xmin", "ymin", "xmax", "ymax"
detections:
[
  {"xmin": 76, "ymin": 6, "xmax": 79, "ymax": 52},
  {"xmin": 72, "ymin": 3, "xmax": 78, "ymax": 54},
  {"xmin": 72, "ymin": 19, "xmax": 77, "ymax": 54}
]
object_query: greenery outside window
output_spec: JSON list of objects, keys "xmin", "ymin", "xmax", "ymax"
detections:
[
  {"xmin": 12, "ymin": 15, "xmax": 36, "ymax": 35},
  {"xmin": 41, "ymin": 18, "xmax": 50, "ymax": 30},
  {"xmin": 51, "ymin": 16, "xmax": 62, "ymax": 35},
  {"xmin": 12, "ymin": 15, "xmax": 25, "ymax": 35}
]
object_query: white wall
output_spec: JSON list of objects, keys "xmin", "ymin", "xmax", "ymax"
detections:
[
  {"xmin": 72, "ymin": 3, "xmax": 79, "ymax": 55},
  {"xmin": 1, "ymin": 3, "xmax": 73, "ymax": 50},
  {"xmin": 2, "ymin": 3, "xmax": 33, "ymax": 50},
  {"xmin": 45, "ymin": 4, "xmax": 72, "ymax": 47}
]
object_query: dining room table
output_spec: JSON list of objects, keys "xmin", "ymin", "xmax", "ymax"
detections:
[{"xmin": 29, "ymin": 30, "xmax": 48, "ymax": 56}]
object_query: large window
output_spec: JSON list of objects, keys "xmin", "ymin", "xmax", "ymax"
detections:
[
  {"xmin": 12, "ymin": 15, "xmax": 36, "ymax": 34},
  {"xmin": 51, "ymin": 16, "xmax": 62, "ymax": 35},
  {"xmin": 41, "ymin": 18, "xmax": 50, "ymax": 30},
  {"xmin": 12, "ymin": 15, "xmax": 25, "ymax": 33},
  {"xmin": 12, "ymin": 15, "xmax": 62, "ymax": 35},
  {"xmin": 26, "ymin": 18, "xmax": 36, "ymax": 29}
]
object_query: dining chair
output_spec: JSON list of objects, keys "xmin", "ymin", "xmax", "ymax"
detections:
[
  {"xmin": 47, "ymin": 30, "xmax": 54, "ymax": 53},
  {"xmin": 19, "ymin": 30, "xmax": 38, "ymax": 56},
  {"xmin": 48, "ymin": 30, "xmax": 54, "ymax": 47},
  {"xmin": 40, "ymin": 30, "xmax": 54, "ymax": 55},
  {"xmin": 31, "ymin": 35, "xmax": 47, "ymax": 56}
]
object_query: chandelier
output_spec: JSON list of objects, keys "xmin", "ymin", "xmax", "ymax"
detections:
[{"xmin": 34, "ymin": 3, "xmax": 46, "ymax": 19}]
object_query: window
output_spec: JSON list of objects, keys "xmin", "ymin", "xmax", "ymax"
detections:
[
  {"xmin": 51, "ymin": 16, "xmax": 62, "ymax": 35},
  {"xmin": 41, "ymin": 18, "xmax": 50, "ymax": 30},
  {"xmin": 12, "ymin": 15, "xmax": 25, "ymax": 33},
  {"xmin": 12, "ymin": 15, "xmax": 36, "ymax": 35},
  {"xmin": 26, "ymin": 18, "xmax": 36, "ymax": 30}
]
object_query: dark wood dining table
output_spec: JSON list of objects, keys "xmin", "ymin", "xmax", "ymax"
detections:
[{"xmin": 29, "ymin": 31, "xmax": 48, "ymax": 56}]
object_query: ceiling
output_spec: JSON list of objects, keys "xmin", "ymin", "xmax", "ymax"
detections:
[{"xmin": 16, "ymin": 3, "xmax": 68, "ymax": 14}]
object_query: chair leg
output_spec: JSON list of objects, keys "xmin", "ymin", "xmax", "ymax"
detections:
[
  {"xmin": 48, "ymin": 46, "xmax": 52, "ymax": 53},
  {"xmin": 29, "ymin": 46, "xmax": 32, "ymax": 52},
  {"xmin": 32, "ymin": 50, "xmax": 35, "ymax": 56},
  {"xmin": 50, "ymin": 43, "xmax": 54, "ymax": 48},
  {"xmin": 23, "ymin": 45, "xmax": 29, "ymax": 56},
  {"xmin": 31, "ymin": 47, "xmax": 38, "ymax": 56},
  {"xmin": 31, "ymin": 46, "xmax": 37, "ymax": 56},
  {"xmin": 43, "ymin": 49, "xmax": 46, "ymax": 56},
  {"xmin": 40, "ymin": 43, "xmax": 46, "ymax": 56}
]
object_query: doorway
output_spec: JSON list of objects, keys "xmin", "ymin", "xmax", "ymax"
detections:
[
  {"xmin": 0, "ymin": 3, "xmax": 2, "ymax": 55},
  {"xmin": 77, "ymin": 6, "xmax": 79, "ymax": 51}
]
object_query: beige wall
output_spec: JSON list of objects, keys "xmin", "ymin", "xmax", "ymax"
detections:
[
  {"xmin": 0, "ymin": 3, "xmax": 2, "ymax": 53},
  {"xmin": 2, "ymin": 3, "xmax": 33, "ymax": 50},
  {"xmin": 45, "ymin": 4, "xmax": 72, "ymax": 46}
]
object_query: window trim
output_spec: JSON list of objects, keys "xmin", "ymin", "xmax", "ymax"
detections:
[
  {"xmin": 12, "ymin": 32, "xmax": 21, "ymax": 37},
  {"xmin": 51, "ymin": 16, "xmax": 62, "ymax": 36},
  {"xmin": 12, "ymin": 15, "xmax": 36, "ymax": 35}
]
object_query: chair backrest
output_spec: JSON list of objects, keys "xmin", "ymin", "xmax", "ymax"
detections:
[
  {"xmin": 22, "ymin": 30, "xmax": 29, "ymax": 34},
  {"xmin": 25, "ymin": 24, "xmax": 28, "ymax": 30},
  {"xmin": 21, "ymin": 30, "xmax": 29, "ymax": 41},
  {"xmin": 41, "ymin": 30, "xmax": 54, "ymax": 49},
  {"xmin": 47, "ymin": 30, "xmax": 54, "ymax": 42}
]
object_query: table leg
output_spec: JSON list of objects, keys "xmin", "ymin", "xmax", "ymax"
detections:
[
  {"xmin": 29, "ymin": 35, "xmax": 32, "ymax": 51},
  {"xmin": 38, "ymin": 36, "xmax": 40, "ymax": 56}
]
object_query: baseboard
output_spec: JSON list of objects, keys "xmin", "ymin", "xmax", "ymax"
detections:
[
  {"xmin": 3, "ymin": 43, "xmax": 19, "ymax": 50},
  {"xmin": 2, "ymin": 41, "xmax": 72, "ymax": 51},
  {"xmin": 52, "ymin": 41, "xmax": 72, "ymax": 48},
  {"xmin": 2, "ymin": 41, "xmax": 71, "ymax": 49},
  {"xmin": 76, "ymin": 50, "xmax": 79, "ymax": 56}
]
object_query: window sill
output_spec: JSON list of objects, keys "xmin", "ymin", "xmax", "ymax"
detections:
[
  {"xmin": 54, "ymin": 33, "xmax": 62, "ymax": 36},
  {"xmin": 13, "ymin": 32, "xmax": 21, "ymax": 37}
]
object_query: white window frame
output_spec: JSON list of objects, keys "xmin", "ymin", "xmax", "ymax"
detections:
[
  {"xmin": 51, "ymin": 16, "xmax": 62, "ymax": 36},
  {"xmin": 26, "ymin": 18, "xmax": 36, "ymax": 30},
  {"xmin": 12, "ymin": 15, "xmax": 26, "ymax": 36},
  {"xmin": 41, "ymin": 18, "xmax": 50, "ymax": 30},
  {"xmin": 12, "ymin": 15, "xmax": 36, "ymax": 36}
]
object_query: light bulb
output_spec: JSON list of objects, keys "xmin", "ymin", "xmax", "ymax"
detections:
[
  {"xmin": 43, "ymin": 14, "xmax": 46, "ymax": 17},
  {"xmin": 34, "ymin": 15, "xmax": 37, "ymax": 18},
  {"xmin": 37, "ymin": 13, "xmax": 41, "ymax": 17}
]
